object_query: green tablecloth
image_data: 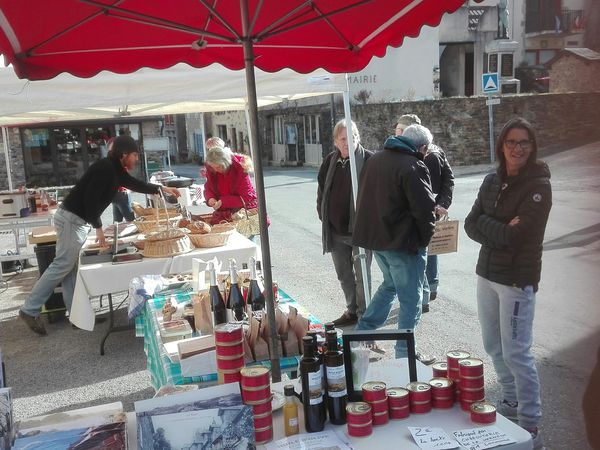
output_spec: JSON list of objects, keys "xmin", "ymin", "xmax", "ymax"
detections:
[{"xmin": 135, "ymin": 289, "xmax": 321, "ymax": 390}]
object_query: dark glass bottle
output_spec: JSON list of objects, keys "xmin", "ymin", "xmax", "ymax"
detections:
[
  {"xmin": 208, "ymin": 262, "xmax": 227, "ymax": 326},
  {"xmin": 247, "ymin": 256, "xmax": 265, "ymax": 311},
  {"xmin": 322, "ymin": 322, "xmax": 335, "ymax": 352},
  {"xmin": 226, "ymin": 259, "xmax": 245, "ymax": 321},
  {"xmin": 300, "ymin": 336, "xmax": 325, "ymax": 432},
  {"xmin": 307, "ymin": 330, "xmax": 326, "ymax": 407},
  {"xmin": 324, "ymin": 330, "xmax": 347, "ymax": 424}
]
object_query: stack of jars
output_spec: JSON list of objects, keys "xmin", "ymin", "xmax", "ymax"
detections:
[
  {"xmin": 346, "ymin": 402, "xmax": 373, "ymax": 437},
  {"xmin": 240, "ymin": 366, "xmax": 273, "ymax": 445},
  {"xmin": 361, "ymin": 381, "xmax": 389, "ymax": 425},
  {"xmin": 214, "ymin": 323, "xmax": 245, "ymax": 384},
  {"xmin": 446, "ymin": 349, "xmax": 471, "ymax": 398},
  {"xmin": 406, "ymin": 382, "xmax": 432, "ymax": 414},
  {"xmin": 387, "ymin": 387, "xmax": 410, "ymax": 419},
  {"xmin": 458, "ymin": 358, "xmax": 485, "ymax": 411},
  {"xmin": 429, "ymin": 378, "xmax": 455, "ymax": 409}
]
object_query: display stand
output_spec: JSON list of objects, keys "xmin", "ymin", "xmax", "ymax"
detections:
[
  {"xmin": 0, "ymin": 211, "xmax": 54, "ymax": 280},
  {"xmin": 142, "ymin": 137, "xmax": 171, "ymax": 180}
]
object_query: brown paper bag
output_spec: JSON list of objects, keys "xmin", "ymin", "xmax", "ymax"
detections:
[
  {"xmin": 193, "ymin": 292, "xmax": 213, "ymax": 335},
  {"xmin": 427, "ymin": 219, "xmax": 459, "ymax": 255}
]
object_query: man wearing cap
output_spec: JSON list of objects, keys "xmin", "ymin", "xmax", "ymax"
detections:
[
  {"xmin": 352, "ymin": 129, "xmax": 435, "ymax": 360},
  {"xmin": 19, "ymin": 135, "xmax": 180, "ymax": 336}
]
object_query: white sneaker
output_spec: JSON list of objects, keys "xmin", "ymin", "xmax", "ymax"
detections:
[{"xmin": 496, "ymin": 399, "xmax": 518, "ymax": 421}]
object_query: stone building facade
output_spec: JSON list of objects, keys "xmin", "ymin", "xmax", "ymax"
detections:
[{"xmin": 258, "ymin": 92, "xmax": 600, "ymax": 167}]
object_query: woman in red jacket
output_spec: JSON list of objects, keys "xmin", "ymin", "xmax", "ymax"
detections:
[{"xmin": 203, "ymin": 145, "xmax": 258, "ymax": 224}]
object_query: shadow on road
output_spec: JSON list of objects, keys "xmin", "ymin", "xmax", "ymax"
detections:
[{"xmin": 543, "ymin": 222, "xmax": 600, "ymax": 251}]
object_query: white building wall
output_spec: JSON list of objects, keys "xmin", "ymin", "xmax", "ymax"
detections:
[{"xmin": 347, "ymin": 25, "xmax": 439, "ymax": 102}]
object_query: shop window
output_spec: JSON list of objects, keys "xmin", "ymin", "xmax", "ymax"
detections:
[
  {"xmin": 304, "ymin": 115, "xmax": 320, "ymax": 145},
  {"xmin": 273, "ymin": 116, "xmax": 284, "ymax": 145}
]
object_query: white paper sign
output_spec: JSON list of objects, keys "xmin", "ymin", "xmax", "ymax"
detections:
[
  {"xmin": 266, "ymin": 430, "xmax": 352, "ymax": 450},
  {"xmin": 408, "ymin": 427, "xmax": 459, "ymax": 450},
  {"xmin": 453, "ymin": 426, "xmax": 516, "ymax": 450}
]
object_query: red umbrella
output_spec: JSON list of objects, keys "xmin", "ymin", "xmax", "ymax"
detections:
[{"xmin": 0, "ymin": 0, "xmax": 465, "ymax": 379}]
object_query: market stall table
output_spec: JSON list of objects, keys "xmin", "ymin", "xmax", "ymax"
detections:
[
  {"xmin": 137, "ymin": 289, "xmax": 317, "ymax": 391},
  {"xmin": 69, "ymin": 231, "xmax": 258, "ymax": 354},
  {"xmin": 265, "ymin": 380, "xmax": 533, "ymax": 450}
]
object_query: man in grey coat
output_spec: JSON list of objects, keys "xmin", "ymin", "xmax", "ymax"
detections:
[{"xmin": 317, "ymin": 119, "xmax": 373, "ymax": 327}]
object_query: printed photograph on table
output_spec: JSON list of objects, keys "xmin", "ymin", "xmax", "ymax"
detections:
[
  {"xmin": 12, "ymin": 402, "xmax": 126, "ymax": 450},
  {"xmin": 135, "ymin": 383, "xmax": 255, "ymax": 450},
  {"xmin": 342, "ymin": 330, "xmax": 418, "ymax": 401}
]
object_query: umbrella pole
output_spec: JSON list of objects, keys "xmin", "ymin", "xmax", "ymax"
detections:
[
  {"xmin": 241, "ymin": 0, "xmax": 282, "ymax": 382},
  {"xmin": 342, "ymin": 91, "xmax": 371, "ymax": 306}
]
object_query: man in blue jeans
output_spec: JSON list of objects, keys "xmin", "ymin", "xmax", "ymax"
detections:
[
  {"xmin": 352, "ymin": 133, "xmax": 436, "ymax": 360},
  {"xmin": 19, "ymin": 135, "xmax": 180, "ymax": 335}
]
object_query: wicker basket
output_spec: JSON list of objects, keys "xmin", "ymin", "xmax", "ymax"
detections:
[
  {"xmin": 142, "ymin": 229, "xmax": 193, "ymax": 257},
  {"xmin": 210, "ymin": 222, "xmax": 235, "ymax": 234},
  {"xmin": 134, "ymin": 216, "xmax": 182, "ymax": 233},
  {"xmin": 132, "ymin": 203, "xmax": 180, "ymax": 218},
  {"xmin": 188, "ymin": 231, "xmax": 231, "ymax": 248}
]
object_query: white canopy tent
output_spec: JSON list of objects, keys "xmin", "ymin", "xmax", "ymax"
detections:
[
  {"xmin": 0, "ymin": 62, "xmax": 370, "ymax": 324},
  {"xmin": 0, "ymin": 63, "xmax": 347, "ymax": 125}
]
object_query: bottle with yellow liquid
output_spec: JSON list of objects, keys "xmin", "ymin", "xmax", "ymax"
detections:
[{"xmin": 283, "ymin": 384, "xmax": 300, "ymax": 436}]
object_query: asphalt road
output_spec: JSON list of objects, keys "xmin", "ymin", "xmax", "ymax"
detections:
[
  {"xmin": 185, "ymin": 141, "xmax": 597, "ymax": 450},
  {"xmin": 1, "ymin": 142, "xmax": 597, "ymax": 450}
]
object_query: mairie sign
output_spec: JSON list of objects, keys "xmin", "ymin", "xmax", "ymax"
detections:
[{"xmin": 482, "ymin": 73, "xmax": 499, "ymax": 94}]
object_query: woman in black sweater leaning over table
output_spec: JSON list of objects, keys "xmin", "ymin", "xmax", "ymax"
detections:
[{"xmin": 19, "ymin": 135, "xmax": 180, "ymax": 336}]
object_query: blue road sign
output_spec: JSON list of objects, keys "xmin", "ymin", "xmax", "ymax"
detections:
[{"xmin": 482, "ymin": 73, "xmax": 500, "ymax": 94}]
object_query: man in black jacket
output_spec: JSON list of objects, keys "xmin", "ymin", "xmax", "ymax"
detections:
[
  {"xmin": 353, "ymin": 135, "xmax": 435, "ymax": 359},
  {"xmin": 317, "ymin": 119, "xmax": 373, "ymax": 327},
  {"xmin": 19, "ymin": 135, "xmax": 180, "ymax": 336},
  {"xmin": 402, "ymin": 123, "xmax": 454, "ymax": 313}
]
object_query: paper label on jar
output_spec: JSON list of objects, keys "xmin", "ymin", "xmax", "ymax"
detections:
[
  {"xmin": 308, "ymin": 368, "xmax": 324, "ymax": 405},
  {"xmin": 288, "ymin": 417, "xmax": 299, "ymax": 427},
  {"xmin": 326, "ymin": 364, "xmax": 347, "ymax": 397}
]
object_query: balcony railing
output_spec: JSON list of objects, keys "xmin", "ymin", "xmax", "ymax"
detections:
[{"xmin": 525, "ymin": 8, "xmax": 585, "ymax": 34}]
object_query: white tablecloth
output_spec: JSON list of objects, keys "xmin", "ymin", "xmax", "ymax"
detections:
[
  {"xmin": 70, "ymin": 231, "xmax": 258, "ymax": 330},
  {"xmin": 265, "ymin": 377, "xmax": 532, "ymax": 450}
]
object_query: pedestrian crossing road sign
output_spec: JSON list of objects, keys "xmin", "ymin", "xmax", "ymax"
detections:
[{"xmin": 482, "ymin": 73, "xmax": 500, "ymax": 94}]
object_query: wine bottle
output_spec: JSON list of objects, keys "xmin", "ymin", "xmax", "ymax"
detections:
[
  {"xmin": 208, "ymin": 262, "xmax": 227, "ymax": 326},
  {"xmin": 247, "ymin": 256, "xmax": 265, "ymax": 311},
  {"xmin": 322, "ymin": 322, "xmax": 335, "ymax": 352},
  {"xmin": 324, "ymin": 329, "xmax": 347, "ymax": 424},
  {"xmin": 300, "ymin": 336, "xmax": 325, "ymax": 432},
  {"xmin": 226, "ymin": 259, "xmax": 245, "ymax": 321},
  {"xmin": 307, "ymin": 330, "xmax": 327, "ymax": 407}
]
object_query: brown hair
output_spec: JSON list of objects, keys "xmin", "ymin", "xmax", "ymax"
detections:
[{"xmin": 495, "ymin": 117, "xmax": 538, "ymax": 174}]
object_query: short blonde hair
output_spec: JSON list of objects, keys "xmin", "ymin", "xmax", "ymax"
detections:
[{"xmin": 333, "ymin": 119, "xmax": 360, "ymax": 143}]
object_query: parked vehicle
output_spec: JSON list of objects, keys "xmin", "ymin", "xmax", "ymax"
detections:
[{"xmin": 515, "ymin": 65, "xmax": 550, "ymax": 93}]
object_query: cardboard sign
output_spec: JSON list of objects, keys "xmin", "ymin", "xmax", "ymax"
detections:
[{"xmin": 427, "ymin": 219, "xmax": 459, "ymax": 256}]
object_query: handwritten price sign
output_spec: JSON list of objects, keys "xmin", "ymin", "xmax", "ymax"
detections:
[{"xmin": 408, "ymin": 427, "xmax": 459, "ymax": 450}]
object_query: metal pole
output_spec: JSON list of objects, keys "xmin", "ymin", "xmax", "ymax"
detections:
[
  {"xmin": 342, "ymin": 89, "xmax": 371, "ymax": 306},
  {"xmin": 2, "ymin": 127, "xmax": 13, "ymax": 190},
  {"xmin": 487, "ymin": 95, "xmax": 495, "ymax": 164},
  {"xmin": 241, "ymin": 0, "xmax": 281, "ymax": 382}
]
